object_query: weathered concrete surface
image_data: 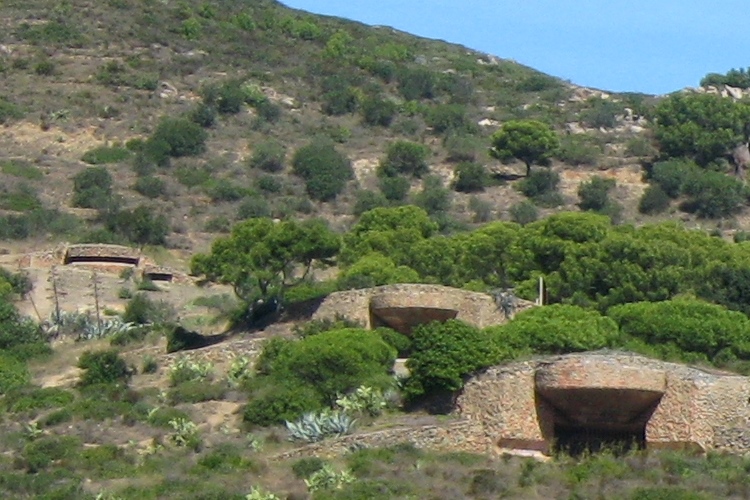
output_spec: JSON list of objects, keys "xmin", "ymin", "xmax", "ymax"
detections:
[{"xmin": 313, "ymin": 283, "xmax": 534, "ymax": 333}]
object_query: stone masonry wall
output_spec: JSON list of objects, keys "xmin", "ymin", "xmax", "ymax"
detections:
[{"xmin": 313, "ymin": 283, "xmax": 533, "ymax": 330}]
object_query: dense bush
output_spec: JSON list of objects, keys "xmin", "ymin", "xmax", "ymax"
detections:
[
  {"xmin": 580, "ymin": 97, "xmax": 622, "ymax": 129},
  {"xmin": 556, "ymin": 135, "xmax": 602, "ymax": 166},
  {"xmin": 149, "ymin": 117, "xmax": 207, "ymax": 159},
  {"xmin": 379, "ymin": 141, "xmax": 430, "ymax": 178},
  {"xmin": 81, "ymin": 145, "xmax": 130, "ymax": 165},
  {"xmin": 608, "ymin": 298, "xmax": 750, "ymax": 362},
  {"xmin": 269, "ymin": 328, "xmax": 396, "ymax": 404},
  {"xmin": 578, "ymin": 176, "xmax": 616, "ymax": 212},
  {"xmin": 397, "ymin": 67, "xmax": 436, "ymax": 100},
  {"xmin": 452, "ymin": 162, "xmax": 488, "ymax": 193},
  {"xmin": 649, "ymin": 160, "xmax": 695, "ymax": 198},
  {"xmin": 0, "ymin": 354, "xmax": 31, "ymax": 393},
  {"xmin": 237, "ymin": 196, "xmax": 271, "ymax": 219},
  {"xmin": 77, "ymin": 349, "xmax": 131, "ymax": 386},
  {"xmin": 509, "ymin": 200, "xmax": 539, "ymax": 225},
  {"xmin": 679, "ymin": 169, "xmax": 747, "ymax": 218},
  {"xmin": 337, "ymin": 253, "xmax": 420, "ymax": 290},
  {"xmin": 123, "ymin": 293, "xmax": 175, "ymax": 325},
  {"xmin": 444, "ymin": 133, "xmax": 482, "ymax": 162},
  {"xmin": 638, "ymin": 185, "xmax": 671, "ymax": 215},
  {"xmin": 71, "ymin": 167, "xmax": 113, "ymax": 209},
  {"xmin": 133, "ymin": 176, "xmax": 166, "ymax": 199},
  {"xmin": 104, "ymin": 205, "xmax": 169, "ymax": 245},
  {"xmin": 322, "ymin": 86, "xmax": 359, "ymax": 116},
  {"xmin": 424, "ymin": 104, "xmax": 470, "ymax": 134},
  {"xmin": 0, "ymin": 299, "xmax": 43, "ymax": 351},
  {"xmin": 405, "ymin": 320, "xmax": 503, "ymax": 401},
  {"xmin": 488, "ymin": 304, "xmax": 620, "ymax": 356},
  {"xmin": 379, "ymin": 175, "xmax": 411, "ymax": 202},
  {"xmin": 249, "ymin": 140, "xmax": 286, "ymax": 172},
  {"xmin": 414, "ymin": 175, "xmax": 451, "ymax": 215},
  {"xmin": 243, "ymin": 382, "xmax": 323, "ymax": 427},
  {"xmin": 360, "ymin": 96, "xmax": 397, "ymax": 127},
  {"xmin": 353, "ymin": 190, "xmax": 389, "ymax": 216},
  {"xmin": 292, "ymin": 140, "xmax": 353, "ymax": 201},
  {"xmin": 517, "ymin": 168, "xmax": 562, "ymax": 207}
]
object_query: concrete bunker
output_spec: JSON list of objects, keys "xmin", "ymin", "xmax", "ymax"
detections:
[
  {"xmin": 535, "ymin": 358, "xmax": 665, "ymax": 454},
  {"xmin": 142, "ymin": 267, "xmax": 174, "ymax": 282},
  {"xmin": 63, "ymin": 244, "xmax": 140, "ymax": 267}
]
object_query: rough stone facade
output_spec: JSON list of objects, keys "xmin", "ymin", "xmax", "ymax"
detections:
[
  {"xmin": 287, "ymin": 352, "xmax": 750, "ymax": 459},
  {"xmin": 312, "ymin": 283, "xmax": 534, "ymax": 334},
  {"xmin": 456, "ymin": 352, "xmax": 750, "ymax": 455}
]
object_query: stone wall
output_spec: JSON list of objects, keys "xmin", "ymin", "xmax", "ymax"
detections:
[{"xmin": 456, "ymin": 352, "xmax": 750, "ymax": 455}]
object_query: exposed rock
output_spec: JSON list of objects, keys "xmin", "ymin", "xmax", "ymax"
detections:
[
  {"xmin": 478, "ymin": 118, "xmax": 500, "ymax": 127},
  {"xmin": 726, "ymin": 85, "xmax": 743, "ymax": 99},
  {"xmin": 565, "ymin": 122, "xmax": 586, "ymax": 134},
  {"xmin": 157, "ymin": 81, "xmax": 178, "ymax": 99}
]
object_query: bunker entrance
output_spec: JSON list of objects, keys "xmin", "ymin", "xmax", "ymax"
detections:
[
  {"xmin": 536, "ymin": 387, "xmax": 663, "ymax": 457},
  {"xmin": 553, "ymin": 424, "xmax": 645, "ymax": 456}
]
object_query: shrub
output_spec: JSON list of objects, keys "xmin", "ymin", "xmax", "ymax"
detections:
[
  {"xmin": 452, "ymin": 162, "xmax": 488, "ymax": 193},
  {"xmin": 271, "ymin": 328, "xmax": 397, "ymax": 404},
  {"xmin": 580, "ymin": 97, "xmax": 622, "ymax": 129},
  {"xmin": 405, "ymin": 320, "xmax": 502, "ymax": 402},
  {"xmin": 71, "ymin": 166, "xmax": 113, "ymax": 209},
  {"xmin": 322, "ymin": 86, "xmax": 358, "ymax": 116},
  {"xmin": 608, "ymin": 298, "xmax": 750, "ymax": 361},
  {"xmin": 517, "ymin": 168, "xmax": 560, "ymax": 200},
  {"xmin": 249, "ymin": 140, "xmax": 285, "ymax": 172},
  {"xmin": 353, "ymin": 190, "xmax": 389, "ymax": 216},
  {"xmin": 243, "ymin": 383, "xmax": 324, "ymax": 427},
  {"xmin": 0, "ymin": 354, "xmax": 31, "ymax": 393},
  {"xmin": 625, "ymin": 136, "xmax": 656, "ymax": 157},
  {"xmin": 142, "ymin": 355, "xmax": 158, "ymax": 374},
  {"xmin": 650, "ymin": 160, "xmax": 695, "ymax": 198},
  {"xmin": 123, "ymin": 293, "xmax": 173, "ymax": 325},
  {"xmin": 77, "ymin": 349, "xmax": 131, "ymax": 386},
  {"xmin": 254, "ymin": 99, "xmax": 282, "ymax": 123},
  {"xmin": 204, "ymin": 178, "xmax": 248, "ymax": 202},
  {"xmin": 175, "ymin": 164, "xmax": 211, "ymax": 187},
  {"xmin": 375, "ymin": 327, "xmax": 412, "ymax": 357},
  {"xmin": 149, "ymin": 117, "xmax": 207, "ymax": 158},
  {"xmin": 215, "ymin": 81, "xmax": 246, "ymax": 114},
  {"xmin": 255, "ymin": 174, "xmax": 283, "ymax": 193},
  {"xmin": 237, "ymin": 196, "xmax": 271, "ymax": 219},
  {"xmin": 133, "ymin": 176, "xmax": 166, "ymax": 199},
  {"xmin": 468, "ymin": 196, "xmax": 493, "ymax": 223},
  {"xmin": 556, "ymin": 135, "xmax": 602, "ymax": 166},
  {"xmin": 425, "ymin": 104, "xmax": 470, "ymax": 134},
  {"xmin": 444, "ymin": 133, "xmax": 482, "ymax": 162},
  {"xmin": 292, "ymin": 140, "xmax": 353, "ymax": 201},
  {"xmin": 188, "ymin": 103, "xmax": 216, "ymax": 128},
  {"xmin": 680, "ymin": 169, "xmax": 747, "ymax": 218},
  {"xmin": 578, "ymin": 176, "xmax": 616, "ymax": 212},
  {"xmin": 379, "ymin": 175, "xmax": 411, "ymax": 202},
  {"xmin": 3, "ymin": 386, "xmax": 73, "ymax": 413},
  {"xmin": 0, "ymin": 184, "xmax": 42, "ymax": 212},
  {"xmin": 81, "ymin": 145, "xmax": 130, "ymax": 165},
  {"xmin": 0, "ymin": 96, "xmax": 24, "ymax": 124},
  {"xmin": 293, "ymin": 316, "xmax": 363, "ymax": 339},
  {"xmin": 360, "ymin": 96, "xmax": 397, "ymax": 127},
  {"xmin": 379, "ymin": 140, "xmax": 430, "ymax": 178},
  {"xmin": 397, "ymin": 67, "xmax": 436, "ymax": 100},
  {"xmin": 292, "ymin": 457, "xmax": 326, "ymax": 479},
  {"xmin": 414, "ymin": 175, "xmax": 451, "ymax": 215},
  {"xmin": 169, "ymin": 380, "xmax": 226, "ymax": 404},
  {"xmin": 0, "ymin": 299, "xmax": 43, "ymax": 350},
  {"xmin": 22, "ymin": 436, "xmax": 81, "ymax": 473},
  {"xmin": 638, "ymin": 185, "xmax": 671, "ymax": 215},
  {"xmin": 105, "ymin": 205, "xmax": 169, "ymax": 245},
  {"xmin": 487, "ymin": 304, "xmax": 620, "ymax": 356}
]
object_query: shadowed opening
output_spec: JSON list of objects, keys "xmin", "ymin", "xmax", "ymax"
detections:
[{"xmin": 64, "ymin": 254, "xmax": 139, "ymax": 266}]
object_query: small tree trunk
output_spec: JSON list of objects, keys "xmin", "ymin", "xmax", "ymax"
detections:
[{"xmin": 525, "ymin": 162, "xmax": 532, "ymax": 177}]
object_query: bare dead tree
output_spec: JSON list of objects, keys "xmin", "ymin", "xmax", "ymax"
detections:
[{"xmin": 492, "ymin": 288, "xmax": 518, "ymax": 320}]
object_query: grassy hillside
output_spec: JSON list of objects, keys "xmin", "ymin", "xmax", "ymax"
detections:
[{"xmin": 0, "ymin": 0, "xmax": 660, "ymax": 255}]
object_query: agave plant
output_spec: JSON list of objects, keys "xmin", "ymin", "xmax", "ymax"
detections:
[
  {"xmin": 285, "ymin": 410, "xmax": 356, "ymax": 443},
  {"xmin": 304, "ymin": 464, "xmax": 356, "ymax": 492},
  {"xmin": 245, "ymin": 486, "xmax": 281, "ymax": 500},
  {"xmin": 335, "ymin": 385, "xmax": 387, "ymax": 417},
  {"xmin": 41, "ymin": 310, "xmax": 139, "ymax": 341},
  {"xmin": 226, "ymin": 354, "xmax": 253, "ymax": 387}
]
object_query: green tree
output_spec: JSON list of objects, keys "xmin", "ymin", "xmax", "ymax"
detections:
[
  {"xmin": 652, "ymin": 93, "xmax": 750, "ymax": 166},
  {"xmin": 340, "ymin": 205, "xmax": 437, "ymax": 266},
  {"xmin": 490, "ymin": 120, "xmax": 559, "ymax": 176},
  {"xmin": 191, "ymin": 217, "xmax": 340, "ymax": 302}
]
